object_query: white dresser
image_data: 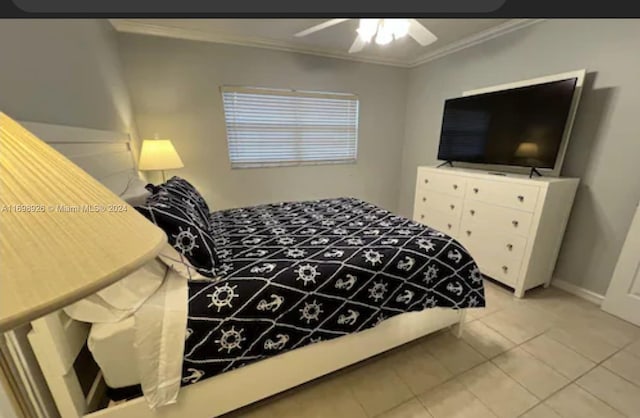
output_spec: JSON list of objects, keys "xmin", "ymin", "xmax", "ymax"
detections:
[{"xmin": 413, "ymin": 166, "xmax": 579, "ymax": 297}]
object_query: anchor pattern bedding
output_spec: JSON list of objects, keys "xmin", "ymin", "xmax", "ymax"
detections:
[{"xmin": 181, "ymin": 197, "xmax": 484, "ymax": 386}]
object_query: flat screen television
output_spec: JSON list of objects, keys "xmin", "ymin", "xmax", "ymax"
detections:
[{"xmin": 437, "ymin": 78, "xmax": 578, "ymax": 171}]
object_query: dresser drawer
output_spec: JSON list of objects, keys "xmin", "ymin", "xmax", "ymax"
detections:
[
  {"xmin": 461, "ymin": 200, "xmax": 534, "ymax": 237},
  {"xmin": 466, "ymin": 178, "xmax": 540, "ymax": 212},
  {"xmin": 414, "ymin": 208, "xmax": 459, "ymax": 238},
  {"xmin": 417, "ymin": 169, "xmax": 466, "ymax": 198},
  {"xmin": 415, "ymin": 189, "xmax": 463, "ymax": 220},
  {"xmin": 470, "ymin": 246, "xmax": 522, "ymax": 287},
  {"xmin": 459, "ymin": 220, "xmax": 528, "ymax": 262},
  {"xmin": 478, "ymin": 250, "xmax": 522, "ymax": 287}
]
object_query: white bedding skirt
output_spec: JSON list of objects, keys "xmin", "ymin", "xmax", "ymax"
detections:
[{"xmin": 87, "ymin": 269, "xmax": 188, "ymax": 407}]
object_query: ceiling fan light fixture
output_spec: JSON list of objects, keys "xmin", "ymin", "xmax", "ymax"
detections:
[
  {"xmin": 384, "ymin": 19, "xmax": 410, "ymax": 39},
  {"xmin": 375, "ymin": 24, "xmax": 393, "ymax": 46},
  {"xmin": 357, "ymin": 18, "xmax": 379, "ymax": 43}
]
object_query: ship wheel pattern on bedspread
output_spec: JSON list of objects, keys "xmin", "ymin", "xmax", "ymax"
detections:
[{"xmin": 182, "ymin": 197, "xmax": 484, "ymax": 386}]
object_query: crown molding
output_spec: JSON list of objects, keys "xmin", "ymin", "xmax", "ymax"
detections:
[
  {"xmin": 408, "ymin": 19, "xmax": 545, "ymax": 68},
  {"xmin": 109, "ymin": 19, "xmax": 409, "ymax": 67},
  {"xmin": 110, "ymin": 19, "xmax": 545, "ymax": 69}
]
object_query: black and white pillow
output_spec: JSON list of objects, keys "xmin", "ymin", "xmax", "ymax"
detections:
[
  {"xmin": 136, "ymin": 180, "xmax": 219, "ymax": 281},
  {"xmin": 156, "ymin": 177, "xmax": 211, "ymax": 222}
]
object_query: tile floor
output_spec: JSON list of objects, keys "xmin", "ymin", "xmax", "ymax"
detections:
[{"xmin": 224, "ymin": 280, "xmax": 640, "ymax": 418}]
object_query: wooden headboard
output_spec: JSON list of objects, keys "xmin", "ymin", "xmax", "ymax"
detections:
[
  {"xmin": 9, "ymin": 121, "xmax": 137, "ymax": 418},
  {"xmin": 20, "ymin": 121, "xmax": 138, "ymax": 195}
]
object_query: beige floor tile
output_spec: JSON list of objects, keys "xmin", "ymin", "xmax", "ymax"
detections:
[
  {"xmin": 519, "ymin": 403, "xmax": 561, "ymax": 418},
  {"xmin": 377, "ymin": 398, "xmax": 433, "ymax": 418},
  {"xmin": 221, "ymin": 284, "xmax": 639, "ymax": 418},
  {"xmin": 306, "ymin": 394, "xmax": 369, "ymax": 418},
  {"xmin": 466, "ymin": 283, "xmax": 512, "ymax": 320},
  {"xmin": 262, "ymin": 392, "xmax": 307, "ymax": 418},
  {"xmin": 545, "ymin": 384, "xmax": 624, "ymax": 418},
  {"xmin": 457, "ymin": 362, "xmax": 538, "ymax": 418},
  {"xmin": 484, "ymin": 282, "xmax": 516, "ymax": 306},
  {"xmin": 261, "ymin": 375, "xmax": 368, "ymax": 418},
  {"xmin": 581, "ymin": 311, "xmax": 640, "ymax": 348},
  {"xmin": 546, "ymin": 322, "xmax": 620, "ymax": 363},
  {"xmin": 492, "ymin": 347, "xmax": 569, "ymax": 399},
  {"xmin": 420, "ymin": 332, "xmax": 485, "ymax": 375},
  {"xmin": 626, "ymin": 338, "xmax": 640, "ymax": 357},
  {"xmin": 388, "ymin": 344, "xmax": 453, "ymax": 395},
  {"xmin": 521, "ymin": 334, "xmax": 595, "ymax": 380},
  {"xmin": 519, "ymin": 286, "xmax": 598, "ymax": 320},
  {"xmin": 418, "ymin": 380, "xmax": 497, "ymax": 418},
  {"xmin": 464, "ymin": 309, "xmax": 480, "ymax": 322},
  {"xmin": 224, "ymin": 403, "xmax": 277, "ymax": 418},
  {"xmin": 603, "ymin": 349, "xmax": 640, "ymax": 387},
  {"xmin": 480, "ymin": 304, "xmax": 553, "ymax": 344},
  {"xmin": 461, "ymin": 320, "xmax": 516, "ymax": 358},
  {"xmin": 577, "ymin": 366, "xmax": 640, "ymax": 417},
  {"xmin": 345, "ymin": 361, "xmax": 414, "ymax": 417}
]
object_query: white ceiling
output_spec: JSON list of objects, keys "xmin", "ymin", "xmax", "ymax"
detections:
[{"xmin": 110, "ymin": 19, "xmax": 540, "ymax": 67}]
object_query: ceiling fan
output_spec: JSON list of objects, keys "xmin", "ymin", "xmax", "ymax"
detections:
[{"xmin": 294, "ymin": 19, "xmax": 438, "ymax": 54}]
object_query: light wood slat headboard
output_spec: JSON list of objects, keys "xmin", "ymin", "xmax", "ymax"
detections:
[
  {"xmin": 20, "ymin": 121, "xmax": 138, "ymax": 196},
  {"xmin": 10, "ymin": 121, "xmax": 138, "ymax": 418}
]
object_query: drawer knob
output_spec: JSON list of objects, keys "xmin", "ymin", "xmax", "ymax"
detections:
[
  {"xmin": 470, "ymin": 209, "xmax": 475, "ymax": 216},
  {"xmin": 507, "ymin": 243, "xmax": 513, "ymax": 251},
  {"xmin": 447, "ymin": 223, "xmax": 452, "ymax": 229},
  {"xmin": 502, "ymin": 266, "xmax": 508, "ymax": 273},
  {"xmin": 424, "ymin": 179, "xmax": 429, "ymax": 184},
  {"xmin": 422, "ymin": 197, "xmax": 426, "ymax": 202},
  {"xmin": 453, "ymin": 184, "xmax": 458, "ymax": 190},
  {"xmin": 466, "ymin": 230, "xmax": 472, "ymax": 236},
  {"xmin": 473, "ymin": 188, "xmax": 479, "ymax": 193},
  {"xmin": 420, "ymin": 214, "xmax": 425, "ymax": 219},
  {"xmin": 450, "ymin": 204, "xmax": 455, "ymax": 210},
  {"xmin": 512, "ymin": 220, "xmax": 519, "ymax": 227},
  {"xmin": 517, "ymin": 195, "xmax": 524, "ymax": 202}
]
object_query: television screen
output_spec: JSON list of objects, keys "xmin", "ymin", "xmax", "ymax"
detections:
[{"xmin": 437, "ymin": 78, "xmax": 578, "ymax": 169}]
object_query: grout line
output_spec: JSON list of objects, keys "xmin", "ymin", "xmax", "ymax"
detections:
[{"xmin": 570, "ymin": 342, "xmax": 639, "ymax": 416}]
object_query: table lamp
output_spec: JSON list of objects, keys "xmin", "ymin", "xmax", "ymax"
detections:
[
  {"xmin": 138, "ymin": 138, "xmax": 184, "ymax": 182},
  {"xmin": 0, "ymin": 113, "xmax": 167, "ymax": 332}
]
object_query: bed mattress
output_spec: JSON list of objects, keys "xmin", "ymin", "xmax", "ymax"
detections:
[{"xmin": 88, "ymin": 316, "xmax": 139, "ymax": 388}]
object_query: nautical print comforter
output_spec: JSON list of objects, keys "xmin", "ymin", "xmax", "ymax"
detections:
[{"xmin": 181, "ymin": 197, "xmax": 484, "ymax": 386}]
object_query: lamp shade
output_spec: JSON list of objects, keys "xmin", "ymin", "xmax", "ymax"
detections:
[
  {"xmin": 0, "ymin": 113, "xmax": 167, "ymax": 331},
  {"xmin": 138, "ymin": 139, "xmax": 184, "ymax": 171}
]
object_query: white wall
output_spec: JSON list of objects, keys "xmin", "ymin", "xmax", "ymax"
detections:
[
  {"xmin": 0, "ymin": 19, "xmax": 138, "ymax": 147},
  {"xmin": 117, "ymin": 34, "xmax": 408, "ymax": 212},
  {"xmin": 0, "ymin": 19, "xmax": 139, "ymax": 418},
  {"xmin": 399, "ymin": 19, "xmax": 640, "ymax": 295}
]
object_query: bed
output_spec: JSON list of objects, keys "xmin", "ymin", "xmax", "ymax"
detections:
[{"xmin": 19, "ymin": 121, "xmax": 484, "ymax": 418}]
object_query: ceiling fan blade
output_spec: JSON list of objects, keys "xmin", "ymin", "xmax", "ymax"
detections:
[
  {"xmin": 294, "ymin": 19, "xmax": 350, "ymax": 37},
  {"xmin": 407, "ymin": 19, "xmax": 438, "ymax": 46},
  {"xmin": 348, "ymin": 36, "xmax": 367, "ymax": 54}
]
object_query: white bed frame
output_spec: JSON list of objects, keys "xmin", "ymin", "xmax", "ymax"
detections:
[{"xmin": 20, "ymin": 121, "xmax": 466, "ymax": 418}]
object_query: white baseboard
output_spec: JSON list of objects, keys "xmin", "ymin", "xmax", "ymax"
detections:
[{"xmin": 551, "ymin": 279, "xmax": 605, "ymax": 306}]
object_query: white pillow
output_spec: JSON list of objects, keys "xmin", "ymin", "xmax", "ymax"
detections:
[
  {"xmin": 119, "ymin": 176, "xmax": 151, "ymax": 206},
  {"xmin": 64, "ymin": 258, "xmax": 167, "ymax": 323}
]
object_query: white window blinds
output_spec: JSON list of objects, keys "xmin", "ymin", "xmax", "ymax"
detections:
[{"xmin": 221, "ymin": 86, "xmax": 359, "ymax": 168}]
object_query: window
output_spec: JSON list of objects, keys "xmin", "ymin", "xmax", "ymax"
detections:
[{"xmin": 221, "ymin": 86, "xmax": 359, "ymax": 168}]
